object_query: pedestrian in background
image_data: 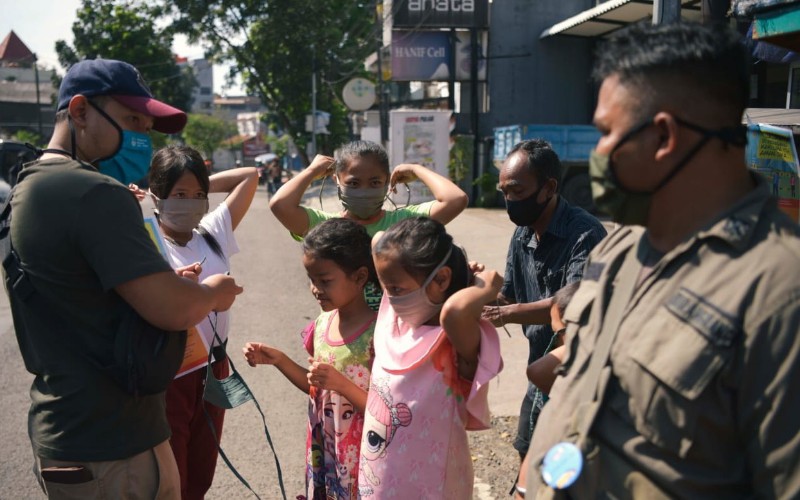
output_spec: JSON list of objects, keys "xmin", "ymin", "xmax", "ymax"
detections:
[
  {"xmin": 5, "ymin": 59, "xmax": 242, "ymax": 499},
  {"xmin": 484, "ymin": 139, "xmax": 606, "ymax": 461},
  {"xmin": 244, "ymin": 218, "xmax": 377, "ymax": 499},
  {"xmin": 524, "ymin": 21, "xmax": 800, "ymax": 498},
  {"xmin": 147, "ymin": 145, "xmax": 258, "ymax": 500}
]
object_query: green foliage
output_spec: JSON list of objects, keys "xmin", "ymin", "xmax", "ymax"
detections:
[
  {"xmin": 449, "ymin": 135, "xmax": 473, "ymax": 183},
  {"xmin": 11, "ymin": 130, "xmax": 45, "ymax": 148},
  {"xmin": 182, "ymin": 114, "xmax": 236, "ymax": 159},
  {"xmin": 473, "ymin": 169, "xmax": 499, "ymax": 208},
  {"xmin": 55, "ymin": 0, "xmax": 196, "ymax": 113},
  {"xmin": 166, "ymin": 0, "xmax": 377, "ymax": 159},
  {"xmin": 268, "ymin": 133, "xmax": 292, "ymax": 159}
]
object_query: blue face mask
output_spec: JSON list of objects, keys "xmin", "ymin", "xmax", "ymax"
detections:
[
  {"xmin": 98, "ymin": 130, "xmax": 153, "ymax": 185},
  {"xmin": 88, "ymin": 100, "xmax": 153, "ymax": 185}
]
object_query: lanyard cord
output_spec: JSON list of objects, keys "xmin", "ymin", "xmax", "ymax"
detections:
[{"xmin": 203, "ymin": 314, "xmax": 287, "ymax": 500}]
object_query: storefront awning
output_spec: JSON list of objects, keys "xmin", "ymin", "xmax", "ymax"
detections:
[
  {"xmin": 540, "ymin": 0, "xmax": 703, "ymax": 39},
  {"xmin": 744, "ymin": 108, "xmax": 800, "ymax": 131},
  {"xmin": 735, "ymin": 0, "xmax": 800, "ymax": 51}
]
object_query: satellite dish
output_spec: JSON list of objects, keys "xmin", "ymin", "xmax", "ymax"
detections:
[{"xmin": 342, "ymin": 78, "xmax": 376, "ymax": 112}]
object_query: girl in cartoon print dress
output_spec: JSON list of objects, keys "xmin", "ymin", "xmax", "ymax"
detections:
[
  {"xmin": 244, "ymin": 219, "xmax": 377, "ymax": 499},
  {"xmin": 358, "ymin": 217, "xmax": 504, "ymax": 499}
]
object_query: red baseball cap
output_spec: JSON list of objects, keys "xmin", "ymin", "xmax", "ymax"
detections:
[{"xmin": 58, "ymin": 59, "xmax": 187, "ymax": 134}]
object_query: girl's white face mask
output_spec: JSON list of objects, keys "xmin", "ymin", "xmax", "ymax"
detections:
[{"xmin": 387, "ymin": 247, "xmax": 452, "ymax": 328}]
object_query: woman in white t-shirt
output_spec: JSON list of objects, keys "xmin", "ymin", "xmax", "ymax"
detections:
[{"xmin": 147, "ymin": 145, "xmax": 258, "ymax": 499}]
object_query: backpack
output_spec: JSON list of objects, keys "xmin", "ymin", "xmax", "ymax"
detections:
[{"xmin": 0, "ymin": 188, "xmax": 186, "ymax": 396}]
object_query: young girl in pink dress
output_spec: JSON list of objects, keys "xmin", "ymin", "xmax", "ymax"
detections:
[
  {"xmin": 358, "ymin": 217, "xmax": 504, "ymax": 498},
  {"xmin": 243, "ymin": 218, "xmax": 377, "ymax": 499}
]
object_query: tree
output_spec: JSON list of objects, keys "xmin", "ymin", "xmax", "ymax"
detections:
[
  {"xmin": 55, "ymin": 0, "xmax": 196, "ymax": 114},
  {"xmin": 182, "ymin": 114, "xmax": 236, "ymax": 160},
  {"xmin": 166, "ymin": 0, "xmax": 377, "ymax": 159}
]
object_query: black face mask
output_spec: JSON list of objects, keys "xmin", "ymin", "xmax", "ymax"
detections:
[{"xmin": 505, "ymin": 183, "xmax": 551, "ymax": 227}]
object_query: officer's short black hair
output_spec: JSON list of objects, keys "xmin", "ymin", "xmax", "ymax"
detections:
[
  {"xmin": 593, "ymin": 22, "xmax": 749, "ymax": 124},
  {"xmin": 508, "ymin": 138, "xmax": 563, "ymax": 193}
]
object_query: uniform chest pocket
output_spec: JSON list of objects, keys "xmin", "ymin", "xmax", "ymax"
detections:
[
  {"xmin": 627, "ymin": 288, "xmax": 739, "ymax": 457},
  {"xmin": 558, "ymin": 281, "xmax": 598, "ymax": 374}
]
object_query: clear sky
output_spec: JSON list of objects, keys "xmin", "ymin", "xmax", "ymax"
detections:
[{"xmin": 0, "ymin": 0, "xmax": 243, "ymax": 95}]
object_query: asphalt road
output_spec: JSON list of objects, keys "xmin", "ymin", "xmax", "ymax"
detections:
[{"xmin": 0, "ymin": 186, "xmax": 529, "ymax": 499}]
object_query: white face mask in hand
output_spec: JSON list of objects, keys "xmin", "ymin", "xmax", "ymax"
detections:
[{"xmin": 388, "ymin": 247, "xmax": 452, "ymax": 328}]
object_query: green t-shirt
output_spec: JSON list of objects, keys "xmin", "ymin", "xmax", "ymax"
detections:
[
  {"xmin": 293, "ymin": 201, "xmax": 435, "ymax": 310},
  {"xmin": 291, "ymin": 201, "xmax": 436, "ymax": 241},
  {"xmin": 9, "ymin": 158, "xmax": 173, "ymax": 461}
]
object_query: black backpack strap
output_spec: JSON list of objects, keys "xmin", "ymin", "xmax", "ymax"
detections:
[{"xmin": 0, "ymin": 189, "xmax": 34, "ymax": 301}]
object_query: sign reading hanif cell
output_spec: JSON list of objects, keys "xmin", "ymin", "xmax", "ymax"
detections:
[
  {"xmin": 393, "ymin": 0, "xmax": 489, "ymax": 29},
  {"xmin": 391, "ymin": 31, "xmax": 452, "ymax": 81}
]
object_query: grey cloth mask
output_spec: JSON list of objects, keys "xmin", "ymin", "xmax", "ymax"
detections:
[
  {"xmin": 338, "ymin": 185, "xmax": 388, "ymax": 219},
  {"xmin": 154, "ymin": 197, "xmax": 209, "ymax": 233},
  {"xmin": 388, "ymin": 247, "xmax": 453, "ymax": 329}
]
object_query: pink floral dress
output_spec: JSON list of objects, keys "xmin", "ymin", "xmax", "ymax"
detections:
[
  {"xmin": 303, "ymin": 310, "xmax": 375, "ymax": 499},
  {"xmin": 357, "ymin": 297, "xmax": 503, "ymax": 499}
]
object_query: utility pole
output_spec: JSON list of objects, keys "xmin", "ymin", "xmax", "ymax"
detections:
[
  {"xmin": 33, "ymin": 53, "xmax": 42, "ymax": 137},
  {"xmin": 470, "ymin": 29, "xmax": 480, "ymax": 202},
  {"xmin": 653, "ymin": 0, "xmax": 681, "ymax": 24},
  {"xmin": 375, "ymin": 1, "xmax": 389, "ymax": 146},
  {"xmin": 311, "ymin": 48, "xmax": 317, "ymax": 157}
]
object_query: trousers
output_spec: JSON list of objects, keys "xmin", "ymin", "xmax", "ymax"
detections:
[{"xmin": 166, "ymin": 358, "xmax": 229, "ymax": 500}]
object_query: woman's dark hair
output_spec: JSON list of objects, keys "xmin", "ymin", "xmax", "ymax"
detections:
[
  {"xmin": 553, "ymin": 281, "xmax": 580, "ymax": 318},
  {"xmin": 149, "ymin": 145, "xmax": 222, "ymax": 258},
  {"xmin": 303, "ymin": 218, "xmax": 378, "ymax": 287},
  {"xmin": 333, "ymin": 140, "xmax": 390, "ymax": 178},
  {"xmin": 373, "ymin": 217, "xmax": 469, "ymax": 299}
]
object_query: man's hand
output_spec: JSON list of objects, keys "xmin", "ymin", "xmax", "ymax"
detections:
[
  {"xmin": 242, "ymin": 342, "xmax": 285, "ymax": 367},
  {"xmin": 201, "ymin": 273, "xmax": 243, "ymax": 312},
  {"xmin": 481, "ymin": 304, "xmax": 506, "ymax": 327}
]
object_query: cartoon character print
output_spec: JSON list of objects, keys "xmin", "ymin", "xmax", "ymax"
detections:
[
  {"xmin": 358, "ymin": 377, "xmax": 413, "ymax": 497},
  {"xmin": 322, "ymin": 391, "xmax": 362, "ymax": 498}
]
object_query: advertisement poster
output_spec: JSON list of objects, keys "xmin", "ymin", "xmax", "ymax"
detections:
[
  {"xmin": 746, "ymin": 123, "xmax": 800, "ymax": 222},
  {"xmin": 390, "ymin": 110, "xmax": 452, "ymax": 205}
]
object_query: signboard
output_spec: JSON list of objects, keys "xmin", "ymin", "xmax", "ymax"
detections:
[
  {"xmin": 342, "ymin": 78, "xmax": 376, "ymax": 111},
  {"xmin": 392, "ymin": 0, "xmax": 489, "ymax": 28},
  {"xmin": 391, "ymin": 30, "xmax": 486, "ymax": 81},
  {"xmin": 390, "ymin": 110, "xmax": 452, "ymax": 204},
  {"xmin": 454, "ymin": 30, "xmax": 487, "ymax": 81},
  {"xmin": 746, "ymin": 123, "xmax": 800, "ymax": 222},
  {"xmin": 391, "ymin": 31, "xmax": 451, "ymax": 81}
]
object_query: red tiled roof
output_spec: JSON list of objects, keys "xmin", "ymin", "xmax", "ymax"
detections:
[{"xmin": 0, "ymin": 31, "xmax": 35, "ymax": 65}]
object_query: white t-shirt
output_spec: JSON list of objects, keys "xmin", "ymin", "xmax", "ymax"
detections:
[{"xmin": 163, "ymin": 201, "xmax": 240, "ymax": 349}]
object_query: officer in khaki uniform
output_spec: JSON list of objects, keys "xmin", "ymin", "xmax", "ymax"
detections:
[{"xmin": 521, "ymin": 22, "xmax": 800, "ymax": 499}]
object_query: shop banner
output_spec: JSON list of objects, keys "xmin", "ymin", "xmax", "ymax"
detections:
[{"xmin": 746, "ymin": 123, "xmax": 800, "ymax": 222}]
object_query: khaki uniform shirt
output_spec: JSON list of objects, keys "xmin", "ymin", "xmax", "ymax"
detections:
[{"xmin": 526, "ymin": 177, "xmax": 800, "ymax": 498}]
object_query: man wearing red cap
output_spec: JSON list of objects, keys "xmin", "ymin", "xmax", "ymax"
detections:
[{"xmin": 5, "ymin": 59, "xmax": 243, "ymax": 498}]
